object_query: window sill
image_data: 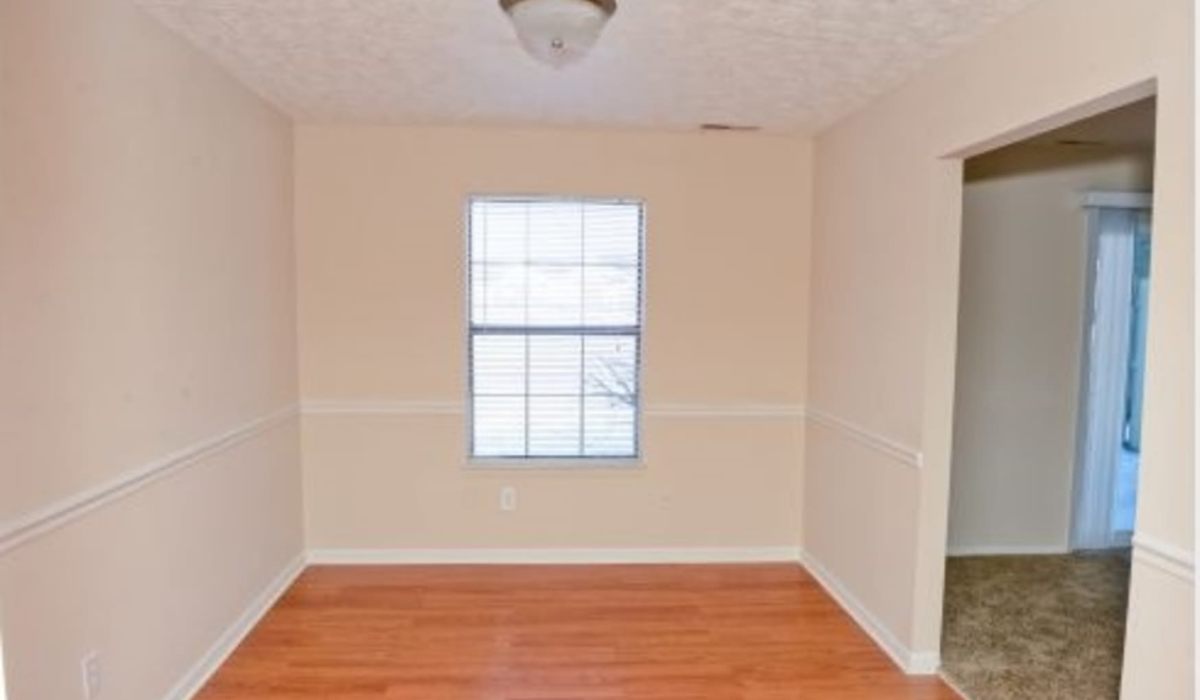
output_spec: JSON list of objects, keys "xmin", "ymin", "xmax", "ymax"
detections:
[{"xmin": 465, "ymin": 457, "xmax": 644, "ymax": 471}]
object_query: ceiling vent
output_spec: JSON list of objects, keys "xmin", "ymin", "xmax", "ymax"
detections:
[{"xmin": 700, "ymin": 123, "xmax": 761, "ymax": 132}]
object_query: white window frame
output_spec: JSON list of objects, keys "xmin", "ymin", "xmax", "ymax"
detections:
[{"xmin": 464, "ymin": 194, "xmax": 646, "ymax": 468}]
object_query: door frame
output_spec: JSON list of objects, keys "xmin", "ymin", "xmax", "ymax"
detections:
[{"xmin": 919, "ymin": 80, "xmax": 1160, "ymax": 659}]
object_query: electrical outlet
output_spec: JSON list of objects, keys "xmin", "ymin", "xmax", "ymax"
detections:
[
  {"xmin": 499, "ymin": 486, "xmax": 517, "ymax": 512},
  {"xmin": 81, "ymin": 652, "xmax": 101, "ymax": 699}
]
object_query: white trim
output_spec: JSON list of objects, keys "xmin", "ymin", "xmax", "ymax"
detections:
[
  {"xmin": 908, "ymin": 652, "xmax": 942, "ymax": 676},
  {"xmin": 1131, "ymin": 534, "xmax": 1195, "ymax": 582},
  {"xmin": 945, "ymin": 543, "xmax": 1070, "ymax": 557},
  {"xmin": 465, "ymin": 457, "xmax": 645, "ymax": 471},
  {"xmin": 301, "ymin": 399, "xmax": 464, "ymax": 415},
  {"xmin": 1081, "ymin": 191, "xmax": 1153, "ymax": 210},
  {"xmin": 804, "ymin": 408, "xmax": 923, "ymax": 468},
  {"xmin": 0, "ymin": 405, "xmax": 298, "ymax": 557},
  {"xmin": 164, "ymin": 553, "xmax": 305, "ymax": 700},
  {"xmin": 646, "ymin": 403, "xmax": 805, "ymax": 418},
  {"xmin": 306, "ymin": 547, "xmax": 803, "ymax": 566},
  {"xmin": 301, "ymin": 399, "xmax": 806, "ymax": 419},
  {"xmin": 799, "ymin": 551, "xmax": 939, "ymax": 676},
  {"xmin": 0, "ymin": 627, "xmax": 7, "ymax": 700}
]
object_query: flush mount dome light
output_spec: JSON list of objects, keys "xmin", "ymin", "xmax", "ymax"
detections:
[{"xmin": 499, "ymin": 0, "xmax": 617, "ymax": 68}]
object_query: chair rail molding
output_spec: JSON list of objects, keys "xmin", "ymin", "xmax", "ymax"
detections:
[
  {"xmin": 804, "ymin": 407, "xmax": 923, "ymax": 468},
  {"xmin": 0, "ymin": 404, "xmax": 298, "ymax": 556},
  {"xmin": 301, "ymin": 399, "xmax": 464, "ymax": 415},
  {"xmin": 301, "ymin": 399, "xmax": 805, "ymax": 419},
  {"xmin": 1131, "ymin": 533, "xmax": 1195, "ymax": 582}
]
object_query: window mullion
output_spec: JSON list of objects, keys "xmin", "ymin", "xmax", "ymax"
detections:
[
  {"xmin": 523, "ymin": 201, "xmax": 531, "ymax": 458},
  {"xmin": 579, "ymin": 202, "xmax": 586, "ymax": 457}
]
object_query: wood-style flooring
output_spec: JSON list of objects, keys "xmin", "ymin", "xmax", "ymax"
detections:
[{"xmin": 198, "ymin": 564, "xmax": 960, "ymax": 699}]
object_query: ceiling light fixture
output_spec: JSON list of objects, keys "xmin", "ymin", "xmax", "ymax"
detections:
[{"xmin": 499, "ymin": 0, "xmax": 617, "ymax": 68}]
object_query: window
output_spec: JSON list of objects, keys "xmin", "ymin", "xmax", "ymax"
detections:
[{"xmin": 468, "ymin": 196, "xmax": 644, "ymax": 461}]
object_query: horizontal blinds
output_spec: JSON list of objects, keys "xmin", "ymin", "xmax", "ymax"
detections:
[{"xmin": 469, "ymin": 198, "xmax": 643, "ymax": 459}]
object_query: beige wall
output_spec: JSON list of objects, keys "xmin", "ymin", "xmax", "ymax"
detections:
[
  {"xmin": 296, "ymin": 126, "xmax": 811, "ymax": 551},
  {"xmin": 949, "ymin": 144, "xmax": 1154, "ymax": 554},
  {"xmin": 804, "ymin": 0, "xmax": 1192, "ymax": 693},
  {"xmin": 0, "ymin": 0, "xmax": 301, "ymax": 697}
]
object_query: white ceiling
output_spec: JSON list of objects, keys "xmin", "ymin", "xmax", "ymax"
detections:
[{"xmin": 137, "ymin": 0, "xmax": 1038, "ymax": 133}]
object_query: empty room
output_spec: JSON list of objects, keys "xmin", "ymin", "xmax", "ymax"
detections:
[{"xmin": 0, "ymin": 0, "xmax": 1192, "ymax": 699}]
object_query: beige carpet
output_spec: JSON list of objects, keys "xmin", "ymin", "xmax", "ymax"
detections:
[{"xmin": 941, "ymin": 552, "xmax": 1131, "ymax": 700}]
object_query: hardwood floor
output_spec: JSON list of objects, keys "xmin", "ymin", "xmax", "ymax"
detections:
[{"xmin": 198, "ymin": 564, "xmax": 960, "ymax": 699}]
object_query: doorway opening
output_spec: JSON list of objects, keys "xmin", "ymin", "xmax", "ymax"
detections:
[{"xmin": 941, "ymin": 97, "xmax": 1155, "ymax": 699}]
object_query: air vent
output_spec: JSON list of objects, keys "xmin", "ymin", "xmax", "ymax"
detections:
[
  {"xmin": 1056, "ymin": 139, "xmax": 1106, "ymax": 147},
  {"xmin": 700, "ymin": 123, "xmax": 761, "ymax": 132}
]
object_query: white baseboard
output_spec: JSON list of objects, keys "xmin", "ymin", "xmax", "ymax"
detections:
[
  {"xmin": 164, "ymin": 552, "xmax": 306, "ymax": 700},
  {"xmin": 945, "ymin": 544, "xmax": 1069, "ymax": 557},
  {"xmin": 798, "ymin": 550, "xmax": 939, "ymax": 676},
  {"xmin": 306, "ymin": 547, "xmax": 803, "ymax": 566},
  {"xmin": 908, "ymin": 651, "xmax": 942, "ymax": 675}
]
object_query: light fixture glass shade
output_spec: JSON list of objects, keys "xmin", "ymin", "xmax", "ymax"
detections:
[{"xmin": 502, "ymin": 0, "xmax": 616, "ymax": 68}]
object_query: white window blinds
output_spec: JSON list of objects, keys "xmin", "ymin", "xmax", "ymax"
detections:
[{"xmin": 469, "ymin": 197, "xmax": 644, "ymax": 460}]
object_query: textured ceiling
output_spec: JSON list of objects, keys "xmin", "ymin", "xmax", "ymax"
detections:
[{"xmin": 137, "ymin": 0, "xmax": 1037, "ymax": 132}]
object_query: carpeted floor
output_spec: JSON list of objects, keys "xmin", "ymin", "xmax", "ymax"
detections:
[{"xmin": 941, "ymin": 552, "xmax": 1131, "ymax": 700}]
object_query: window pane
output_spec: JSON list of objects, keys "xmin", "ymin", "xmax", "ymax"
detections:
[
  {"xmin": 584, "ymin": 396, "xmax": 636, "ymax": 457},
  {"xmin": 585, "ymin": 202, "xmax": 641, "ymax": 266},
  {"xmin": 584, "ymin": 335, "xmax": 638, "ymax": 400},
  {"xmin": 473, "ymin": 335, "xmax": 525, "ymax": 395},
  {"xmin": 584, "ymin": 266, "xmax": 639, "ymax": 326},
  {"xmin": 527, "ymin": 200, "xmax": 583, "ymax": 264},
  {"xmin": 528, "ymin": 265, "xmax": 583, "ymax": 326},
  {"xmin": 529, "ymin": 335, "xmax": 582, "ymax": 395},
  {"xmin": 473, "ymin": 263, "xmax": 527, "ymax": 326},
  {"xmin": 472, "ymin": 200, "xmax": 526, "ymax": 264},
  {"xmin": 529, "ymin": 396, "xmax": 581, "ymax": 456},
  {"xmin": 473, "ymin": 396, "xmax": 526, "ymax": 457}
]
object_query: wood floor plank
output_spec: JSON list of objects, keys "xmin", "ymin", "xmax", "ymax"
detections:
[{"xmin": 197, "ymin": 564, "xmax": 960, "ymax": 699}]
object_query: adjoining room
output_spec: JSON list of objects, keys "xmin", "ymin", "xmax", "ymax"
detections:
[
  {"xmin": 0, "ymin": 0, "xmax": 1192, "ymax": 699},
  {"xmin": 942, "ymin": 99, "xmax": 1156, "ymax": 699}
]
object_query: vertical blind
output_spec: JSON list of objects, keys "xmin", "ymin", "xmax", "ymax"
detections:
[{"xmin": 469, "ymin": 196, "xmax": 644, "ymax": 459}]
